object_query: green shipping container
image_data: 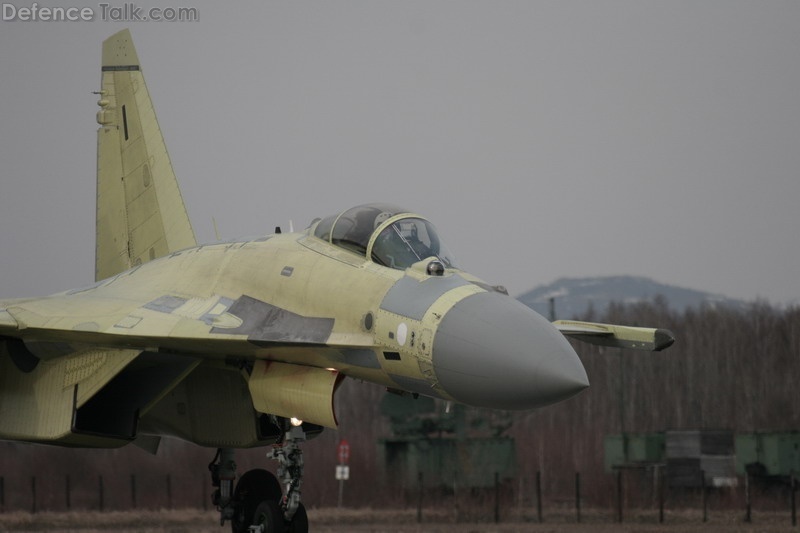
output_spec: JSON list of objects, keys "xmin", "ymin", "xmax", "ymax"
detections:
[
  {"xmin": 604, "ymin": 433, "xmax": 665, "ymax": 473},
  {"xmin": 736, "ymin": 432, "xmax": 800, "ymax": 477}
]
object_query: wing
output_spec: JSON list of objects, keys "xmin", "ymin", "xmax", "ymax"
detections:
[
  {"xmin": 0, "ymin": 291, "xmax": 372, "ymax": 361},
  {"xmin": 0, "ymin": 288, "xmax": 374, "ymax": 438},
  {"xmin": 553, "ymin": 319, "xmax": 675, "ymax": 352},
  {"xmin": 96, "ymin": 29, "xmax": 196, "ymax": 281}
]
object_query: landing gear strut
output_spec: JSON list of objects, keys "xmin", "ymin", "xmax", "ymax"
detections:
[
  {"xmin": 209, "ymin": 420, "xmax": 309, "ymax": 533},
  {"xmin": 209, "ymin": 448, "xmax": 238, "ymax": 524},
  {"xmin": 268, "ymin": 423, "xmax": 308, "ymax": 531}
]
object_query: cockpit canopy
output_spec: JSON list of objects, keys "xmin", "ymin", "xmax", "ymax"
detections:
[{"xmin": 313, "ymin": 203, "xmax": 456, "ymax": 270}]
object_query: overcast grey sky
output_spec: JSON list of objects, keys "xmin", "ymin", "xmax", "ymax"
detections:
[{"xmin": 1, "ymin": 1, "xmax": 799, "ymax": 305}]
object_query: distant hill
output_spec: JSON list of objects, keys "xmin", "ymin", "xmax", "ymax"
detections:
[{"xmin": 517, "ymin": 275, "xmax": 749, "ymax": 319}]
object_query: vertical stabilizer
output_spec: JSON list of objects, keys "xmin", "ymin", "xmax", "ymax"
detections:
[{"xmin": 95, "ymin": 29, "xmax": 196, "ymax": 281}]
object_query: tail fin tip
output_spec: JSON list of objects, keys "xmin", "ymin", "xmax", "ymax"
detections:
[{"xmin": 102, "ymin": 29, "xmax": 140, "ymax": 70}]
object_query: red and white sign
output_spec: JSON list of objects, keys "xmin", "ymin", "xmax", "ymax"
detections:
[{"xmin": 337, "ymin": 439, "xmax": 350, "ymax": 465}]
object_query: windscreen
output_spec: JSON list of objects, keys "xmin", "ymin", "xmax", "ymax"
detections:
[{"xmin": 371, "ymin": 217, "xmax": 456, "ymax": 270}]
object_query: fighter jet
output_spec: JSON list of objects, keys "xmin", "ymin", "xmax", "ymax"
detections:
[{"xmin": 0, "ymin": 30, "xmax": 673, "ymax": 533}]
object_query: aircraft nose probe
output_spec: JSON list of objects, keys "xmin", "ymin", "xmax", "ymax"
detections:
[{"xmin": 432, "ymin": 291, "xmax": 589, "ymax": 410}]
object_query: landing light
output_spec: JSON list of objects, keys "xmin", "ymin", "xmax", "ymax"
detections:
[{"xmin": 290, "ymin": 417, "xmax": 303, "ymax": 427}]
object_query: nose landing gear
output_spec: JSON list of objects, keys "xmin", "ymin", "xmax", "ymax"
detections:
[{"xmin": 209, "ymin": 420, "xmax": 309, "ymax": 533}]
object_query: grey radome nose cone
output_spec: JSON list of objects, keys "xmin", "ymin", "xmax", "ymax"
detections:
[{"xmin": 432, "ymin": 291, "xmax": 589, "ymax": 410}]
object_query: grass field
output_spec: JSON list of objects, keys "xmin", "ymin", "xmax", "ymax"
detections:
[{"xmin": 0, "ymin": 508, "xmax": 797, "ymax": 533}]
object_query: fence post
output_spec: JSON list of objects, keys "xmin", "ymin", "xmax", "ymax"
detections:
[
  {"xmin": 575, "ymin": 472, "xmax": 581, "ymax": 523},
  {"xmin": 792, "ymin": 475, "xmax": 797, "ymax": 527},
  {"xmin": 658, "ymin": 465, "xmax": 665, "ymax": 523},
  {"xmin": 453, "ymin": 478, "xmax": 460, "ymax": 524},
  {"xmin": 166, "ymin": 474, "xmax": 172, "ymax": 510},
  {"xmin": 745, "ymin": 472, "xmax": 751, "ymax": 523},
  {"xmin": 494, "ymin": 472, "xmax": 500, "ymax": 524},
  {"xmin": 416, "ymin": 471, "xmax": 423, "ymax": 524},
  {"xmin": 535, "ymin": 471, "xmax": 543, "ymax": 523},
  {"xmin": 131, "ymin": 474, "xmax": 137, "ymax": 509},
  {"xmin": 201, "ymin": 476, "xmax": 207, "ymax": 511},
  {"xmin": 702, "ymin": 470, "xmax": 708, "ymax": 522},
  {"xmin": 30, "ymin": 476, "xmax": 36, "ymax": 514}
]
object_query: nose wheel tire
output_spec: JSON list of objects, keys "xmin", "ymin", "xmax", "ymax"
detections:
[
  {"xmin": 285, "ymin": 502, "xmax": 308, "ymax": 533},
  {"xmin": 251, "ymin": 500, "xmax": 307, "ymax": 533},
  {"xmin": 231, "ymin": 469, "xmax": 282, "ymax": 533},
  {"xmin": 252, "ymin": 500, "xmax": 285, "ymax": 533}
]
